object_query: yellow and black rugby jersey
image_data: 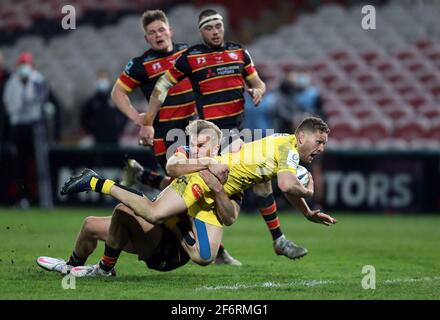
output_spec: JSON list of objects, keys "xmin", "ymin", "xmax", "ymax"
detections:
[
  {"xmin": 117, "ymin": 43, "xmax": 196, "ymax": 125},
  {"xmin": 215, "ymin": 133, "xmax": 299, "ymax": 196},
  {"xmin": 166, "ymin": 42, "xmax": 257, "ymax": 130}
]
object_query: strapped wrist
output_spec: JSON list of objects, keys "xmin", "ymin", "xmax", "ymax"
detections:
[{"xmin": 143, "ymin": 112, "xmax": 154, "ymax": 126}]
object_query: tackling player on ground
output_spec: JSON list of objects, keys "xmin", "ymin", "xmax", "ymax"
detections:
[{"xmin": 37, "ymin": 121, "xmax": 241, "ymax": 275}]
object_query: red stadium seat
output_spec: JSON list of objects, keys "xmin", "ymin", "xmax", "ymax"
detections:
[
  {"xmin": 405, "ymin": 95, "xmax": 429, "ymax": 109},
  {"xmin": 395, "ymin": 50, "xmax": 418, "ymax": 62},
  {"xmin": 394, "ymin": 83, "xmax": 419, "ymax": 96},
  {"xmin": 418, "ymin": 106, "xmax": 440, "ymax": 119},
  {"xmin": 375, "ymin": 96, "xmax": 398, "ymax": 108},
  {"xmin": 384, "ymin": 106, "xmax": 414, "ymax": 121},
  {"xmin": 385, "ymin": 72, "xmax": 407, "ymax": 85},
  {"xmin": 350, "ymin": 106, "xmax": 380, "ymax": 120},
  {"xmin": 393, "ymin": 117, "xmax": 430, "ymax": 141},
  {"xmin": 426, "ymin": 118, "xmax": 440, "ymax": 141},
  {"xmin": 418, "ymin": 73, "xmax": 437, "ymax": 84},
  {"xmin": 357, "ymin": 118, "xmax": 393, "ymax": 143},
  {"xmin": 427, "ymin": 50, "xmax": 440, "ymax": 62},
  {"xmin": 415, "ymin": 39, "xmax": 435, "ymax": 51},
  {"xmin": 327, "ymin": 117, "xmax": 360, "ymax": 141},
  {"xmin": 330, "ymin": 50, "xmax": 352, "ymax": 62},
  {"xmin": 361, "ymin": 51, "xmax": 383, "ymax": 64},
  {"xmin": 429, "ymin": 85, "xmax": 440, "ymax": 97}
]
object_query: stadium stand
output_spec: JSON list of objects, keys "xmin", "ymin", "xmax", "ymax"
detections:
[{"xmin": 0, "ymin": 1, "xmax": 438, "ymax": 149}]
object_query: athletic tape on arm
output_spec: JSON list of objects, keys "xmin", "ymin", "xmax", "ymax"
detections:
[{"xmin": 152, "ymin": 74, "xmax": 174, "ymax": 103}]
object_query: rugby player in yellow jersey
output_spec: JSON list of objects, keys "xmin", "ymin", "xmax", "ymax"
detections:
[{"xmin": 61, "ymin": 117, "xmax": 337, "ymax": 271}]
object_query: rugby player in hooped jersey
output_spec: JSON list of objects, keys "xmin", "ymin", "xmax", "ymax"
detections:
[{"xmin": 111, "ymin": 9, "xmax": 196, "ymax": 169}]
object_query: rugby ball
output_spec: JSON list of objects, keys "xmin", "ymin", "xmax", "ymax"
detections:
[{"xmin": 296, "ymin": 165, "xmax": 310, "ymax": 187}]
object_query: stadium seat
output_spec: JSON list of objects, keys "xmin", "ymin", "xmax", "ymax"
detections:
[
  {"xmin": 327, "ymin": 117, "xmax": 360, "ymax": 141},
  {"xmin": 357, "ymin": 117, "xmax": 393, "ymax": 143},
  {"xmin": 393, "ymin": 117, "xmax": 431, "ymax": 141},
  {"xmin": 426, "ymin": 118, "xmax": 440, "ymax": 141},
  {"xmin": 384, "ymin": 106, "xmax": 414, "ymax": 121}
]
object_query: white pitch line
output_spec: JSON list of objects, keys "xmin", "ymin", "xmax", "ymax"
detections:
[
  {"xmin": 196, "ymin": 276, "xmax": 440, "ymax": 291},
  {"xmin": 196, "ymin": 280, "xmax": 336, "ymax": 291}
]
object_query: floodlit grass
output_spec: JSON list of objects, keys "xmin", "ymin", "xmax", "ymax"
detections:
[{"xmin": 0, "ymin": 208, "xmax": 439, "ymax": 299}]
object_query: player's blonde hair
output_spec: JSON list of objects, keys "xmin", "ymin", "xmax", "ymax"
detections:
[
  {"xmin": 140, "ymin": 10, "xmax": 169, "ymax": 32},
  {"xmin": 185, "ymin": 120, "xmax": 223, "ymax": 146}
]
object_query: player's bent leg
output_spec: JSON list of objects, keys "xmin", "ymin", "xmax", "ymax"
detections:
[
  {"xmin": 74, "ymin": 216, "xmax": 111, "ymax": 258},
  {"xmin": 108, "ymin": 182, "xmax": 187, "ymax": 225},
  {"xmin": 173, "ymin": 218, "xmax": 223, "ymax": 266},
  {"xmin": 252, "ymin": 180, "xmax": 273, "ymax": 197},
  {"xmin": 253, "ymin": 181, "xmax": 308, "ymax": 260},
  {"xmin": 36, "ymin": 216, "xmax": 112, "ymax": 274},
  {"xmin": 108, "ymin": 203, "xmax": 162, "ymax": 259},
  {"xmin": 60, "ymin": 168, "xmax": 188, "ymax": 225}
]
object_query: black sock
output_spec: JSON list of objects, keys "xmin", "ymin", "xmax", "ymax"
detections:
[
  {"xmin": 99, "ymin": 243, "xmax": 122, "ymax": 272},
  {"xmin": 67, "ymin": 251, "xmax": 87, "ymax": 267}
]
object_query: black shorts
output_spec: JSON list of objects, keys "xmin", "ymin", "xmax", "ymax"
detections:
[{"xmin": 143, "ymin": 225, "xmax": 190, "ymax": 272}]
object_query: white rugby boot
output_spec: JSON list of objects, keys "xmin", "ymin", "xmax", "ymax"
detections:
[
  {"xmin": 36, "ymin": 256, "xmax": 72, "ymax": 275},
  {"xmin": 70, "ymin": 264, "xmax": 116, "ymax": 277}
]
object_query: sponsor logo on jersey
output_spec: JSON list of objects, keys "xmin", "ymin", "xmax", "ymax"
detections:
[
  {"xmin": 124, "ymin": 60, "xmax": 134, "ymax": 72},
  {"xmin": 197, "ymin": 57, "xmax": 207, "ymax": 64},
  {"xmin": 192, "ymin": 184, "xmax": 204, "ymax": 201},
  {"xmin": 286, "ymin": 150, "xmax": 299, "ymax": 169},
  {"xmin": 228, "ymin": 52, "xmax": 238, "ymax": 60},
  {"xmin": 152, "ymin": 62, "xmax": 162, "ymax": 71}
]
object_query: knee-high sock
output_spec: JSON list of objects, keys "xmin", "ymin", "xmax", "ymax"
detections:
[{"xmin": 256, "ymin": 194, "xmax": 283, "ymax": 241}]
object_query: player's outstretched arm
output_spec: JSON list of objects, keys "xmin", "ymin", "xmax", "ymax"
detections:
[
  {"xmin": 283, "ymin": 193, "xmax": 337, "ymax": 226},
  {"xmin": 199, "ymin": 170, "xmax": 239, "ymax": 226}
]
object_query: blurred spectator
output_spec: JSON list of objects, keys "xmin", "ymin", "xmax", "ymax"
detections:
[
  {"xmin": 0, "ymin": 50, "xmax": 11, "ymax": 156},
  {"xmin": 80, "ymin": 70, "xmax": 127, "ymax": 146},
  {"xmin": 277, "ymin": 68, "xmax": 326, "ymax": 209},
  {"xmin": 244, "ymin": 74, "xmax": 278, "ymax": 136},
  {"xmin": 276, "ymin": 68, "xmax": 326, "ymax": 132},
  {"xmin": 2, "ymin": 51, "xmax": 51, "ymax": 208},
  {"xmin": 0, "ymin": 50, "xmax": 11, "ymax": 204}
]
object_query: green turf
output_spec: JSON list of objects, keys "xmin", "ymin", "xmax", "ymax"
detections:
[{"xmin": 0, "ymin": 208, "xmax": 439, "ymax": 300}]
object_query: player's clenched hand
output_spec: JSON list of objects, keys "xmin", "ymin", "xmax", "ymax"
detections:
[
  {"xmin": 139, "ymin": 125, "xmax": 154, "ymax": 146},
  {"xmin": 248, "ymin": 88, "xmax": 264, "ymax": 106},
  {"xmin": 207, "ymin": 163, "xmax": 229, "ymax": 185},
  {"xmin": 305, "ymin": 210, "xmax": 337, "ymax": 226},
  {"xmin": 199, "ymin": 169, "xmax": 223, "ymax": 193}
]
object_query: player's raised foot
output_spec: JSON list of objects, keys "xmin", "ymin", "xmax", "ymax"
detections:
[
  {"xmin": 215, "ymin": 249, "xmax": 242, "ymax": 266},
  {"xmin": 36, "ymin": 256, "xmax": 72, "ymax": 275},
  {"xmin": 60, "ymin": 168, "xmax": 99, "ymax": 195},
  {"xmin": 273, "ymin": 235, "xmax": 308, "ymax": 260},
  {"xmin": 70, "ymin": 264, "xmax": 116, "ymax": 278},
  {"xmin": 120, "ymin": 159, "xmax": 144, "ymax": 187}
]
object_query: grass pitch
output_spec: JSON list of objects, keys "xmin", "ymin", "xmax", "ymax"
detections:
[{"xmin": 0, "ymin": 208, "xmax": 439, "ymax": 300}]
